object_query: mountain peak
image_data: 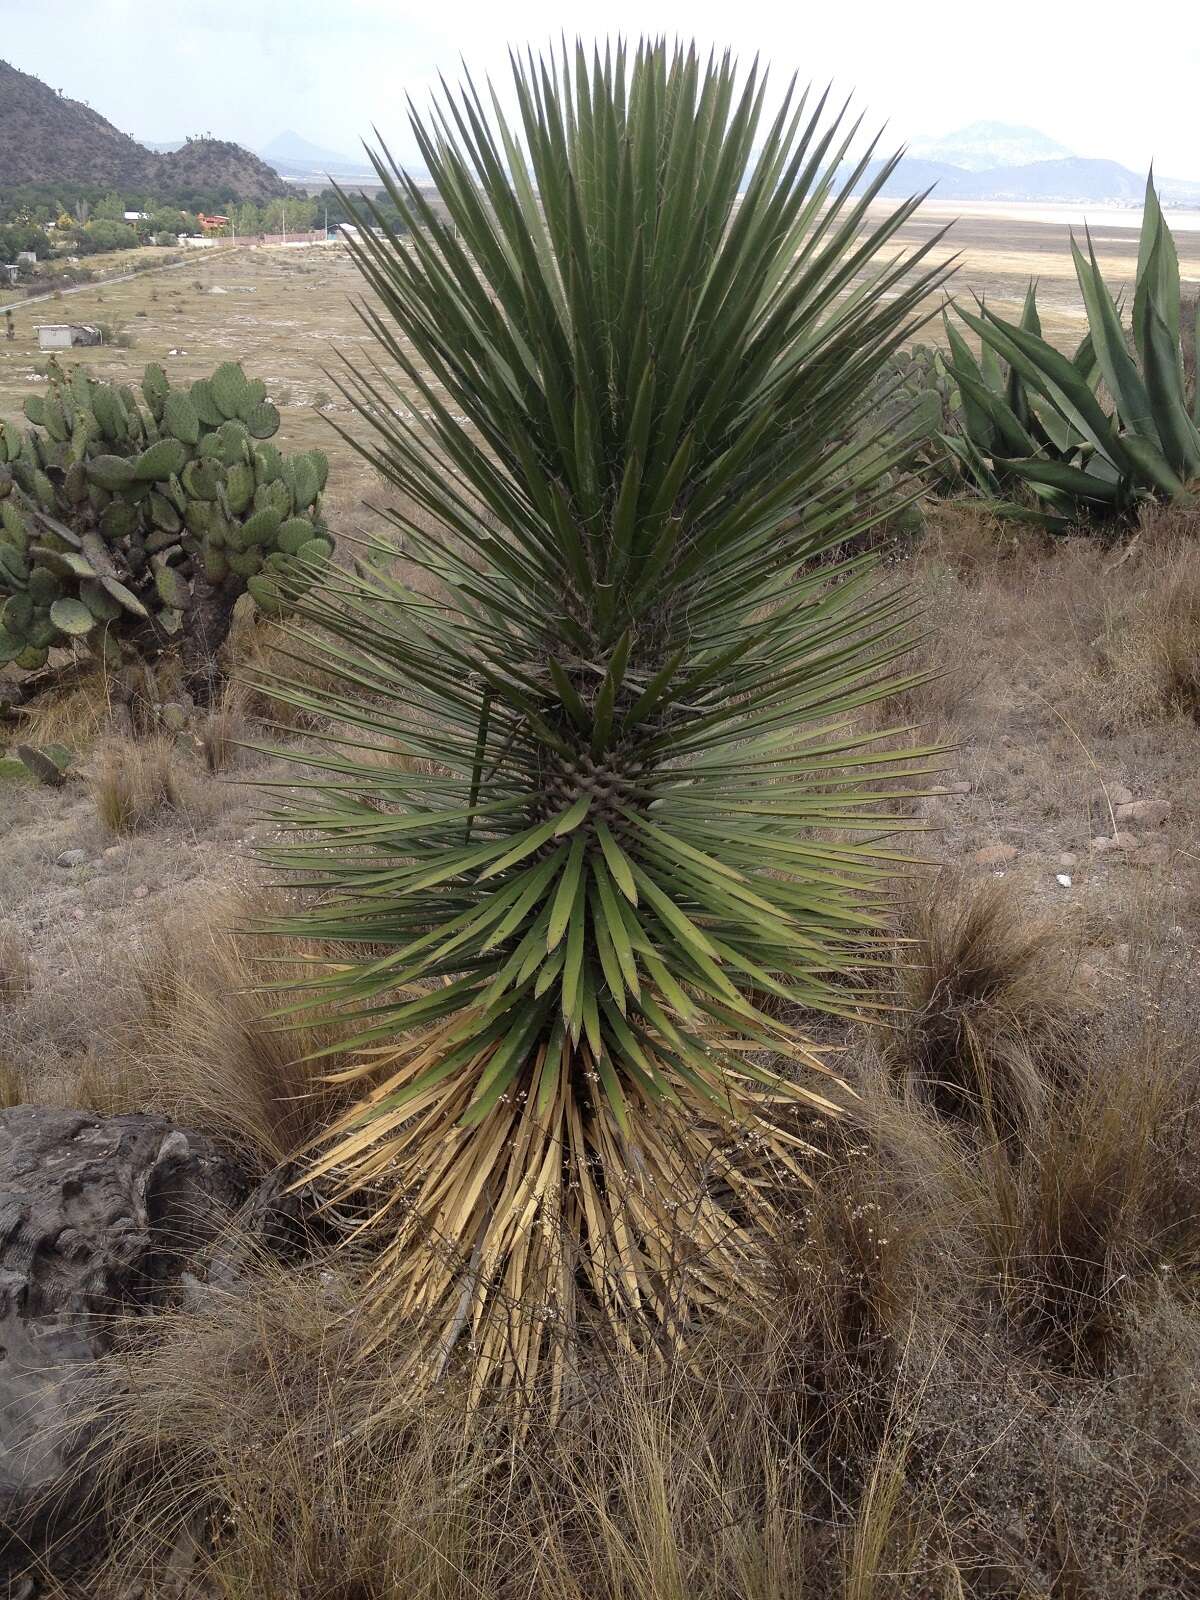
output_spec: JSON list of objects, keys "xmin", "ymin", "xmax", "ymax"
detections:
[
  {"xmin": 908, "ymin": 122, "xmax": 1075, "ymax": 173},
  {"xmin": 260, "ymin": 129, "xmax": 371, "ymax": 174}
]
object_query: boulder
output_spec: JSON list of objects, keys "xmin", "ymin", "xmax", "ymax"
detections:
[{"xmin": 0, "ymin": 1108, "xmax": 247, "ymax": 1576}]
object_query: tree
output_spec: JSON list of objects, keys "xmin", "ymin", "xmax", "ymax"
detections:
[
  {"xmin": 150, "ymin": 207, "xmax": 187, "ymax": 237},
  {"xmin": 92, "ymin": 190, "xmax": 127, "ymax": 221},
  {"xmin": 0, "ymin": 223, "xmax": 50, "ymax": 263},
  {"xmin": 76, "ymin": 219, "xmax": 139, "ymax": 253},
  {"xmin": 232, "ymin": 202, "xmax": 262, "ymax": 236},
  {"xmin": 262, "ymin": 44, "xmax": 948, "ymax": 1401}
]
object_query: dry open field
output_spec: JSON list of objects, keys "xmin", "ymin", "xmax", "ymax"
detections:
[
  {"xmin": 6, "ymin": 202, "xmax": 1200, "ymax": 426},
  {"xmin": 2, "ymin": 220, "xmax": 1200, "ymax": 1595}
]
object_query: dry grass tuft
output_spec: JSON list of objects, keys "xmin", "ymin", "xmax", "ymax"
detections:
[
  {"xmin": 192, "ymin": 700, "xmax": 246, "ymax": 774},
  {"xmin": 12, "ymin": 666, "xmax": 115, "ymax": 751},
  {"xmin": 886, "ymin": 876, "xmax": 1086, "ymax": 1133},
  {"xmin": 1089, "ymin": 550, "xmax": 1200, "ymax": 729},
  {"xmin": 90, "ymin": 737, "xmax": 206, "ymax": 835},
  {"xmin": 956, "ymin": 1016, "xmax": 1200, "ymax": 1375},
  {"xmin": 16, "ymin": 894, "xmax": 1195, "ymax": 1598},
  {"xmin": 81, "ymin": 1236, "xmax": 941, "ymax": 1600},
  {"xmin": 0, "ymin": 924, "xmax": 31, "ymax": 1009},
  {"xmin": 120, "ymin": 884, "xmax": 356, "ymax": 1167}
]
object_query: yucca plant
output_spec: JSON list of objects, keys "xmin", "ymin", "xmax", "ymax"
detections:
[
  {"xmin": 257, "ymin": 41, "xmax": 949, "ymax": 1404},
  {"xmin": 945, "ymin": 174, "xmax": 1200, "ymax": 528}
]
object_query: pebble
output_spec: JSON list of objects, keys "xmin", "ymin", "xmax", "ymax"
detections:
[
  {"xmin": 1058, "ymin": 852, "xmax": 1078, "ymax": 868},
  {"xmin": 1056, "ymin": 873, "xmax": 1072, "ymax": 887},
  {"xmin": 56, "ymin": 849, "xmax": 87, "ymax": 868},
  {"xmin": 103, "ymin": 845, "xmax": 123, "ymax": 859},
  {"xmin": 133, "ymin": 885, "xmax": 149, "ymax": 900},
  {"xmin": 1114, "ymin": 799, "xmax": 1169, "ymax": 828},
  {"xmin": 1109, "ymin": 785, "xmax": 1134, "ymax": 807},
  {"xmin": 974, "ymin": 843, "xmax": 1018, "ymax": 866},
  {"xmin": 1091, "ymin": 832, "xmax": 1140, "ymax": 852}
]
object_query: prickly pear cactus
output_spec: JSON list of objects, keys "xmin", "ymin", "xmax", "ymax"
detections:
[
  {"xmin": 0, "ymin": 359, "xmax": 334, "ymax": 678},
  {"xmin": 875, "ymin": 344, "xmax": 963, "ymax": 492}
]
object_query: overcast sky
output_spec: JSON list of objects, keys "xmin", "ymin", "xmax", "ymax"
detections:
[{"xmin": 2, "ymin": 0, "xmax": 1195, "ymax": 177}]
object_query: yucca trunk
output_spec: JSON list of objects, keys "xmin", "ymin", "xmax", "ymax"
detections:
[{"xmin": 258, "ymin": 41, "xmax": 948, "ymax": 1402}]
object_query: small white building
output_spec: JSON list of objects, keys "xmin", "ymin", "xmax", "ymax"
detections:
[
  {"xmin": 16, "ymin": 252, "xmax": 37, "ymax": 268},
  {"xmin": 124, "ymin": 211, "xmax": 150, "ymax": 223},
  {"xmin": 35, "ymin": 324, "xmax": 103, "ymax": 350},
  {"xmin": 0, "ymin": 264, "xmax": 18, "ymax": 285}
]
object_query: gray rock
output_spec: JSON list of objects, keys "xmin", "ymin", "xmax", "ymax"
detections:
[
  {"xmin": 55, "ymin": 849, "xmax": 87, "ymax": 869},
  {"xmin": 1114, "ymin": 799, "xmax": 1169, "ymax": 828},
  {"xmin": 0, "ymin": 1109, "xmax": 335, "ymax": 1585},
  {"xmin": 0, "ymin": 1108, "xmax": 247, "ymax": 1577},
  {"xmin": 974, "ymin": 843, "xmax": 1017, "ymax": 867},
  {"xmin": 1090, "ymin": 833, "xmax": 1139, "ymax": 853}
]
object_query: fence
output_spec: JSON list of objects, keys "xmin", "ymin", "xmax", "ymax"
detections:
[{"xmin": 248, "ymin": 231, "xmax": 333, "ymax": 247}]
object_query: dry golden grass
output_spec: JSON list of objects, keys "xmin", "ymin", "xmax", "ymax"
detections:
[
  {"xmin": 191, "ymin": 695, "xmax": 248, "ymax": 774},
  {"xmin": 886, "ymin": 875, "xmax": 1087, "ymax": 1133},
  {"xmin": 119, "ymin": 883, "xmax": 358, "ymax": 1167},
  {"xmin": 69, "ymin": 994, "xmax": 1200, "ymax": 1598},
  {"xmin": 90, "ymin": 736, "xmax": 208, "ymax": 835},
  {"xmin": 12, "ymin": 665, "xmax": 116, "ymax": 751},
  {"xmin": 0, "ymin": 923, "xmax": 31, "ymax": 1009},
  {"xmin": 1088, "ymin": 545, "xmax": 1200, "ymax": 730}
]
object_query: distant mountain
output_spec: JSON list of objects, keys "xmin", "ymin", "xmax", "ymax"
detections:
[
  {"xmin": 908, "ymin": 121, "xmax": 1074, "ymax": 172},
  {"xmin": 260, "ymin": 129, "xmax": 374, "ymax": 179},
  {"xmin": 0, "ymin": 59, "xmax": 287, "ymax": 200},
  {"xmin": 851, "ymin": 151, "xmax": 1200, "ymax": 206}
]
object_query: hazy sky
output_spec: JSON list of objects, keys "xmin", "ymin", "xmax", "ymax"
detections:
[{"xmin": 2, "ymin": 0, "xmax": 1196, "ymax": 177}]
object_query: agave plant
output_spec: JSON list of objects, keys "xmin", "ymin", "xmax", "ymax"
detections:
[
  {"xmin": 258, "ymin": 42, "xmax": 948, "ymax": 1402},
  {"xmin": 945, "ymin": 175, "xmax": 1200, "ymax": 527}
]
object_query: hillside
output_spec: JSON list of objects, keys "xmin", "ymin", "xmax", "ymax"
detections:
[
  {"xmin": 0, "ymin": 59, "xmax": 286, "ymax": 200},
  {"xmin": 157, "ymin": 138, "xmax": 287, "ymax": 201}
]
